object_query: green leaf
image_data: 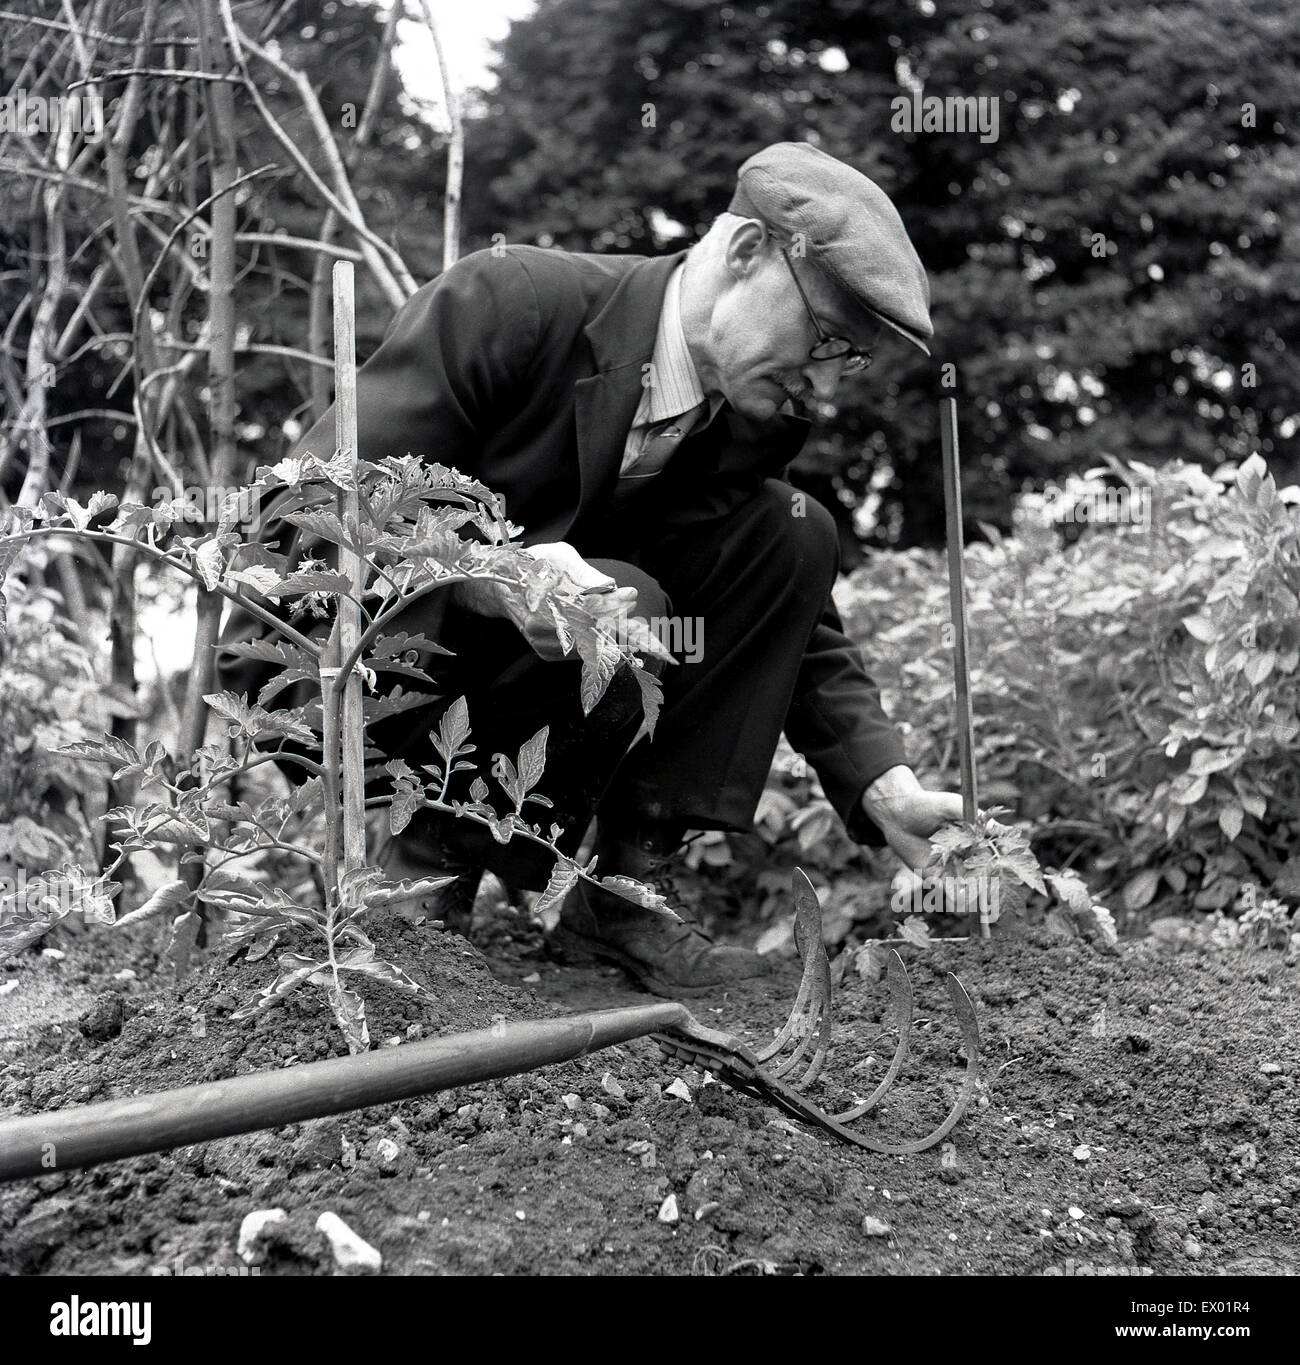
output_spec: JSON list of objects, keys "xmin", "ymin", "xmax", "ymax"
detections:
[
  {"xmin": 999, "ymin": 849, "xmax": 1047, "ymax": 896},
  {"xmin": 598, "ymin": 874, "xmax": 681, "ymax": 921},
  {"xmin": 329, "ymin": 983, "xmax": 370, "ymax": 1054},
  {"xmin": 228, "ymin": 564, "xmax": 283, "ymax": 595},
  {"xmin": 516, "ymin": 726, "xmax": 548, "ymax": 798},
  {"xmin": 1218, "ymin": 802, "xmax": 1244, "ymax": 841},
  {"xmin": 492, "ymin": 751, "xmax": 522, "ymax": 807},
  {"xmin": 1171, "ymin": 772, "xmax": 1209, "ymax": 806},
  {"xmin": 340, "ymin": 957, "xmax": 425, "ymax": 994},
  {"xmin": 432, "ymin": 696, "xmax": 471, "ymax": 764},
  {"xmin": 113, "ymin": 879, "xmax": 191, "ymax": 928},
  {"xmin": 630, "ymin": 662, "xmax": 663, "ymax": 739},
  {"xmin": 231, "ymin": 956, "xmax": 324, "ymax": 1020},
  {"xmin": 898, "ymin": 915, "xmax": 932, "ymax": 947},
  {"xmin": 204, "ymin": 690, "xmax": 253, "ymax": 727},
  {"xmin": 389, "ymin": 784, "xmax": 422, "ymax": 835},
  {"xmin": 1046, "ymin": 869, "xmax": 1093, "ymax": 915},
  {"xmin": 195, "ymin": 538, "xmax": 225, "ymax": 590},
  {"xmin": 264, "ymin": 569, "xmax": 352, "ymax": 599},
  {"xmin": 370, "ymin": 630, "xmax": 454, "ymax": 660},
  {"xmin": 1122, "ymin": 868, "xmax": 1160, "ymax": 911},
  {"xmin": 532, "ymin": 858, "xmax": 580, "ymax": 925}
]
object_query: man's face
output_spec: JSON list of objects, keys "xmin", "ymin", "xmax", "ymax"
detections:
[{"xmin": 699, "ymin": 229, "xmax": 881, "ymax": 423}]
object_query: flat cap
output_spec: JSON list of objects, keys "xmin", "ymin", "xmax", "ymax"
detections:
[{"xmin": 729, "ymin": 141, "xmax": 932, "ymax": 355}]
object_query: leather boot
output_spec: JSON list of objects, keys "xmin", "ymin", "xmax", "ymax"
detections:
[{"xmin": 552, "ymin": 822, "xmax": 770, "ymax": 997}]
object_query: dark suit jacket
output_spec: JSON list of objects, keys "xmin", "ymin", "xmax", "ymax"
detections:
[{"xmin": 246, "ymin": 245, "xmax": 908, "ymax": 842}]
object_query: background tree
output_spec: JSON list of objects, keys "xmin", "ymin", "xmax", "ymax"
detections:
[{"xmin": 464, "ymin": 0, "xmax": 1300, "ymax": 550}]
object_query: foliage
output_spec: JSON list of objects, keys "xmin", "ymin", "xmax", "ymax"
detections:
[
  {"xmin": 1207, "ymin": 888, "xmax": 1298, "ymax": 956},
  {"xmin": 468, "ymin": 0, "xmax": 1300, "ymax": 545},
  {"xmin": 0, "ymin": 457, "xmax": 664, "ymax": 1048},
  {"xmin": 0, "ymin": 578, "xmax": 103, "ymax": 851},
  {"xmin": 910, "ymin": 808, "xmax": 1117, "ymax": 948},
  {"xmin": 0, "ymin": 577, "xmax": 113, "ymax": 957},
  {"xmin": 724, "ymin": 453, "xmax": 1298, "ymax": 934},
  {"xmin": 676, "ymin": 453, "xmax": 1297, "ymax": 952}
]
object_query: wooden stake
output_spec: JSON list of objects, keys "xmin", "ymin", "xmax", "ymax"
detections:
[
  {"xmin": 333, "ymin": 262, "xmax": 366, "ymax": 873},
  {"xmin": 939, "ymin": 397, "xmax": 986, "ymax": 937}
]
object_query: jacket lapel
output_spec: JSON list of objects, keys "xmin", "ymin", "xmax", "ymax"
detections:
[{"xmin": 570, "ymin": 250, "xmax": 688, "ymax": 530}]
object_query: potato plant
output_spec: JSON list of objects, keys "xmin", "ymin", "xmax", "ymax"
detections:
[{"xmin": 676, "ymin": 454, "xmax": 1298, "ymax": 946}]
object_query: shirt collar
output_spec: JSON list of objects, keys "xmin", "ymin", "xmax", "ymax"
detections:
[{"xmin": 643, "ymin": 261, "xmax": 720, "ymax": 425}]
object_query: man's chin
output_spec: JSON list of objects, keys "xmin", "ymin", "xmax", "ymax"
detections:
[{"xmin": 729, "ymin": 387, "xmax": 786, "ymax": 423}]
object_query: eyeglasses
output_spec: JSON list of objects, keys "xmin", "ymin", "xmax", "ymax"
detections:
[{"xmin": 778, "ymin": 245, "xmax": 874, "ymax": 375}]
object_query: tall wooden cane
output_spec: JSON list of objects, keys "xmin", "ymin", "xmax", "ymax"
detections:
[{"xmin": 939, "ymin": 397, "xmax": 986, "ymax": 937}]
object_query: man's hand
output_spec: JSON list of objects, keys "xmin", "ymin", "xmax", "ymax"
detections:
[
  {"xmin": 452, "ymin": 542, "xmax": 637, "ymax": 661},
  {"xmin": 862, "ymin": 765, "xmax": 966, "ymax": 870}
]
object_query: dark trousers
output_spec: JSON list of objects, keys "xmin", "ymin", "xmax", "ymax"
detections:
[{"xmin": 378, "ymin": 478, "xmax": 840, "ymax": 889}]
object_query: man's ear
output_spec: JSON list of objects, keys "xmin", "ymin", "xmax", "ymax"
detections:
[{"xmin": 722, "ymin": 217, "xmax": 770, "ymax": 280}]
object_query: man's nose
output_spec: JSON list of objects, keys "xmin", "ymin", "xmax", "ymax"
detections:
[{"xmin": 802, "ymin": 355, "xmax": 846, "ymax": 401}]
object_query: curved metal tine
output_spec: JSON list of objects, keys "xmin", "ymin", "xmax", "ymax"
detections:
[
  {"xmin": 834, "ymin": 970, "xmax": 982, "ymax": 1156},
  {"xmin": 790, "ymin": 944, "xmax": 833, "ymax": 1088},
  {"xmin": 755, "ymin": 868, "xmax": 830, "ymax": 1065},
  {"xmin": 768, "ymin": 957, "xmax": 830, "ymax": 1084},
  {"xmin": 832, "ymin": 948, "xmax": 913, "ymax": 1122}
]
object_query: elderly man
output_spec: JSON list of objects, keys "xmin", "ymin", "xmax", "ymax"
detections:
[{"xmin": 220, "ymin": 142, "xmax": 964, "ymax": 997}]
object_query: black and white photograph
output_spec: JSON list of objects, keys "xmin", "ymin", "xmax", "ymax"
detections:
[{"xmin": 0, "ymin": 0, "xmax": 1296, "ymax": 1329}]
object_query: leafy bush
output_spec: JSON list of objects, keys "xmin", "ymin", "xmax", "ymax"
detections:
[
  {"xmin": 729, "ymin": 453, "xmax": 1299, "ymax": 930},
  {"xmin": 0, "ymin": 576, "xmax": 107, "ymax": 951}
]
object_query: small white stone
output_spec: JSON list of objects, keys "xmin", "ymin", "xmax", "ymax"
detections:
[
  {"xmin": 0, "ymin": 981, "xmax": 17, "ymax": 997},
  {"xmin": 665, "ymin": 1078, "xmax": 692, "ymax": 1102},
  {"xmin": 237, "ymin": 1208, "xmax": 285, "ymax": 1264},
  {"xmin": 41, "ymin": 948, "xmax": 66, "ymax": 961},
  {"xmin": 522, "ymin": 971, "xmax": 541, "ymax": 984},
  {"xmin": 113, "ymin": 969, "xmax": 136, "ymax": 981},
  {"xmin": 1073, "ymin": 1144, "xmax": 1091, "ymax": 1161},
  {"xmin": 316, "ymin": 1211, "xmax": 382, "ymax": 1273},
  {"xmin": 1068, "ymin": 1206, "xmax": 1085, "ymax": 1220},
  {"xmin": 657, "ymin": 1194, "xmax": 679, "ymax": 1224},
  {"xmin": 1260, "ymin": 1062, "xmax": 1282, "ymax": 1075},
  {"xmin": 561, "ymin": 1093, "xmax": 581, "ymax": 1111},
  {"xmin": 862, "ymin": 1215, "xmax": 892, "ymax": 1237},
  {"xmin": 601, "ymin": 1072, "xmax": 626, "ymax": 1099}
]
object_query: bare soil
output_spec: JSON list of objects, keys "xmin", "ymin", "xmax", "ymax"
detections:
[{"xmin": 1, "ymin": 901, "xmax": 1297, "ymax": 1277}]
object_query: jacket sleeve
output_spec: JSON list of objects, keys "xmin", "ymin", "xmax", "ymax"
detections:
[{"xmin": 783, "ymin": 597, "xmax": 910, "ymax": 847}]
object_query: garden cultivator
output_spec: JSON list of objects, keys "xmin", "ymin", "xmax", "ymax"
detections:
[
  {"xmin": 0, "ymin": 870, "xmax": 978, "ymax": 1181},
  {"xmin": 654, "ymin": 869, "xmax": 981, "ymax": 1155}
]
